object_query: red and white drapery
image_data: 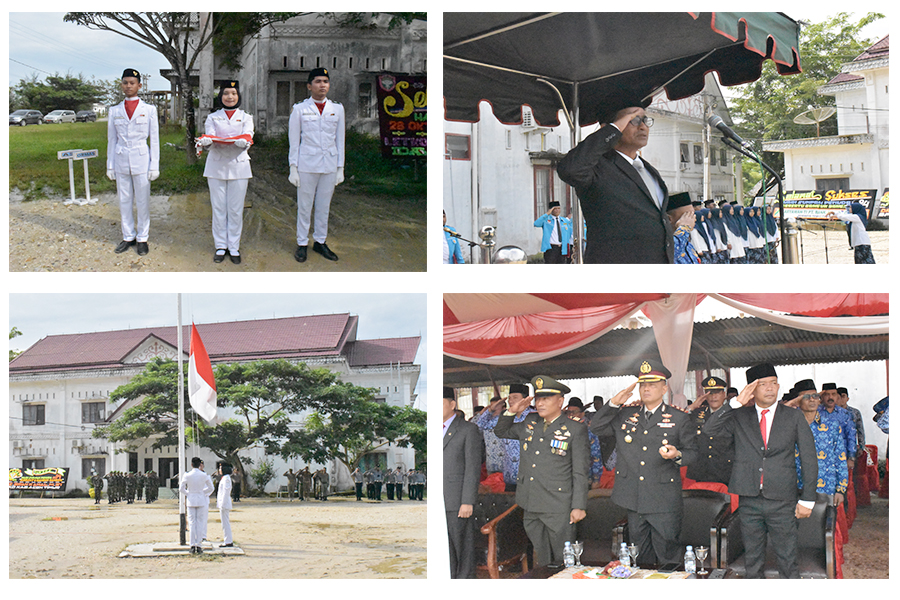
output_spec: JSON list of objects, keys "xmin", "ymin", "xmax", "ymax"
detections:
[{"xmin": 443, "ymin": 294, "xmax": 888, "ymax": 407}]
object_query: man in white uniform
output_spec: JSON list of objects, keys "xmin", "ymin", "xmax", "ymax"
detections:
[
  {"xmin": 106, "ymin": 68, "xmax": 159, "ymax": 256},
  {"xmin": 217, "ymin": 463, "xmax": 234, "ymax": 547},
  {"xmin": 288, "ymin": 67, "xmax": 345, "ymax": 262},
  {"xmin": 179, "ymin": 457, "xmax": 214, "ymax": 554}
]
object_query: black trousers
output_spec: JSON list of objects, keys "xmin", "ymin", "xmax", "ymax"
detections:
[
  {"xmin": 543, "ymin": 245, "xmax": 566, "ymax": 264},
  {"xmin": 738, "ymin": 495, "xmax": 800, "ymax": 578},
  {"xmin": 355, "ymin": 482, "xmax": 363, "ymax": 500},
  {"xmin": 446, "ymin": 511, "xmax": 477, "ymax": 578},
  {"xmin": 627, "ymin": 509, "xmax": 682, "ymax": 567}
]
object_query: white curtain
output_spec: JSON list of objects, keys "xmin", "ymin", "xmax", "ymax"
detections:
[
  {"xmin": 710, "ymin": 294, "xmax": 888, "ymax": 335},
  {"xmin": 642, "ymin": 294, "xmax": 698, "ymax": 408}
]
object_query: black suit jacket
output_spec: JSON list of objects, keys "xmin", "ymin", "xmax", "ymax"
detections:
[
  {"xmin": 703, "ymin": 402, "xmax": 818, "ymax": 502},
  {"xmin": 443, "ymin": 415, "xmax": 483, "ymax": 512},
  {"xmin": 556, "ymin": 124, "xmax": 674, "ymax": 264}
]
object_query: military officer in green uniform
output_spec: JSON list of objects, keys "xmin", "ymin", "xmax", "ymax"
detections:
[
  {"xmin": 686, "ymin": 376, "xmax": 734, "ymax": 485},
  {"xmin": 90, "ymin": 471, "xmax": 104, "ymax": 504},
  {"xmin": 494, "ymin": 375, "xmax": 590, "ymax": 567},
  {"xmin": 591, "ymin": 359, "xmax": 697, "ymax": 568}
]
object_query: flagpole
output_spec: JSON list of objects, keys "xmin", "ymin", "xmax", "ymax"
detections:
[{"xmin": 176, "ymin": 294, "xmax": 186, "ymax": 546}]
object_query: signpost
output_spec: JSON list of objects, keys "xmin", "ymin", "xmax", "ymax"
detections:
[
  {"xmin": 9, "ymin": 467, "xmax": 70, "ymax": 492},
  {"xmin": 58, "ymin": 148, "xmax": 99, "ymax": 205}
]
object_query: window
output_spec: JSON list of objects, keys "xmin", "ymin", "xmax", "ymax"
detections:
[
  {"xmin": 680, "ymin": 143, "xmax": 690, "ymax": 163},
  {"xmin": 710, "ymin": 148, "xmax": 716, "ymax": 166},
  {"xmin": 358, "ymin": 83, "xmax": 372, "ymax": 119},
  {"xmin": 23, "ymin": 459, "xmax": 45, "ymax": 470},
  {"xmin": 445, "ymin": 134, "xmax": 471, "ymax": 160},
  {"xmin": 83, "ymin": 458, "xmax": 106, "ymax": 479},
  {"xmin": 693, "ymin": 145, "xmax": 703, "ymax": 164},
  {"xmin": 82, "ymin": 402, "xmax": 106, "ymax": 424},
  {"xmin": 23, "ymin": 404, "xmax": 45, "ymax": 426},
  {"xmin": 533, "ymin": 165, "xmax": 570, "ymax": 219},
  {"xmin": 720, "ymin": 149, "xmax": 727, "ymax": 166},
  {"xmin": 816, "ymin": 178, "xmax": 849, "ymax": 191}
]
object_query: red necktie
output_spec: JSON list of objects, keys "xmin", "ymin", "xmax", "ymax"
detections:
[{"xmin": 759, "ymin": 409, "xmax": 769, "ymax": 487}]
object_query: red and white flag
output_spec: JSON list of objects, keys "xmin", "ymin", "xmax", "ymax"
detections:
[{"xmin": 188, "ymin": 324, "xmax": 217, "ymax": 423}]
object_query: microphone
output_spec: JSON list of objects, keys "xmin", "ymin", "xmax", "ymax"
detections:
[
  {"xmin": 443, "ymin": 226, "xmax": 461, "ymax": 238},
  {"xmin": 708, "ymin": 115, "xmax": 752, "ymax": 150}
]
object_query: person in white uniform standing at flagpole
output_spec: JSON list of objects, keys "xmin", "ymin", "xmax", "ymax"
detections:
[
  {"xmin": 197, "ymin": 81, "xmax": 254, "ymax": 265},
  {"xmin": 288, "ymin": 67, "xmax": 345, "ymax": 263},
  {"xmin": 217, "ymin": 463, "xmax": 234, "ymax": 547},
  {"xmin": 179, "ymin": 456, "xmax": 214, "ymax": 554},
  {"xmin": 107, "ymin": 68, "xmax": 159, "ymax": 256}
]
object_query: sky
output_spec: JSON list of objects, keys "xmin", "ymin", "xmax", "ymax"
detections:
[{"xmin": 8, "ymin": 293, "xmax": 427, "ymax": 408}]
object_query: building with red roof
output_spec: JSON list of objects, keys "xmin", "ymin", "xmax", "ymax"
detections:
[{"xmin": 9, "ymin": 313, "xmax": 421, "ymax": 494}]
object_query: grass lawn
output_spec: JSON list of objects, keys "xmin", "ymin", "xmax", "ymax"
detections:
[
  {"xmin": 8, "ymin": 120, "xmax": 205, "ymax": 199},
  {"xmin": 10, "ymin": 120, "xmax": 426, "ymax": 203}
]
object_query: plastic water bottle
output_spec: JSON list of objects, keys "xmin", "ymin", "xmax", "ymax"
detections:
[
  {"xmin": 618, "ymin": 542, "xmax": 631, "ymax": 567},
  {"xmin": 684, "ymin": 545, "xmax": 696, "ymax": 574},
  {"xmin": 563, "ymin": 541, "xmax": 575, "ymax": 567}
]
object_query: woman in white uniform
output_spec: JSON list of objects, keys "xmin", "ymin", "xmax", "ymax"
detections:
[
  {"xmin": 217, "ymin": 463, "xmax": 234, "ymax": 547},
  {"xmin": 828, "ymin": 202, "xmax": 876, "ymax": 263},
  {"xmin": 198, "ymin": 81, "xmax": 253, "ymax": 264}
]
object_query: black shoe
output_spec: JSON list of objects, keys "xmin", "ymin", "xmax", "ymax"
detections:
[
  {"xmin": 114, "ymin": 240, "xmax": 136, "ymax": 253},
  {"xmin": 136, "ymin": 242, "xmax": 149, "ymax": 256},
  {"xmin": 214, "ymin": 250, "xmax": 227, "ymax": 263},
  {"xmin": 229, "ymin": 252, "xmax": 241, "ymax": 265},
  {"xmin": 313, "ymin": 241, "xmax": 338, "ymax": 261},
  {"xmin": 294, "ymin": 245, "xmax": 307, "ymax": 262}
]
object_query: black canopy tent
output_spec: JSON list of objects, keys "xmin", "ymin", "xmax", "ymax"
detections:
[{"xmin": 444, "ymin": 12, "xmax": 803, "ymax": 262}]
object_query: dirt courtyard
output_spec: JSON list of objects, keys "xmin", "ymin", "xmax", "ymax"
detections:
[{"xmin": 8, "ymin": 495, "xmax": 426, "ymax": 579}]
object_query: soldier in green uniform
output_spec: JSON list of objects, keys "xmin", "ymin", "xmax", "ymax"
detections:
[
  {"xmin": 591, "ymin": 359, "xmax": 698, "ymax": 568},
  {"xmin": 494, "ymin": 375, "xmax": 590, "ymax": 567},
  {"xmin": 126, "ymin": 472, "xmax": 136, "ymax": 503},
  {"xmin": 136, "ymin": 471, "xmax": 145, "ymax": 501},
  {"xmin": 146, "ymin": 470, "xmax": 157, "ymax": 503},
  {"xmin": 686, "ymin": 376, "xmax": 735, "ymax": 485},
  {"xmin": 90, "ymin": 470, "xmax": 104, "ymax": 504}
]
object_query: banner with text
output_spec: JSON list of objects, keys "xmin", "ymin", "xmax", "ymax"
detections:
[
  {"xmin": 376, "ymin": 73, "xmax": 426, "ymax": 159},
  {"xmin": 770, "ymin": 189, "xmax": 878, "ymax": 221},
  {"xmin": 9, "ymin": 467, "xmax": 70, "ymax": 491}
]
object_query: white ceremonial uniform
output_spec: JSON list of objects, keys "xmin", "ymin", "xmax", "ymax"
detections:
[
  {"xmin": 288, "ymin": 97, "xmax": 345, "ymax": 245},
  {"xmin": 203, "ymin": 108, "xmax": 254, "ymax": 253},
  {"xmin": 217, "ymin": 474, "xmax": 233, "ymax": 544},
  {"xmin": 107, "ymin": 98, "xmax": 159, "ymax": 243},
  {"xmin": 179, "ymin": 467, "xmax": 213, "ymax": 549}
]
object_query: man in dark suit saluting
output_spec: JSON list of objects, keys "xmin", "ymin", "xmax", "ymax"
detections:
[
  {"xmin": 556, "ymin": 95, "xmax": 674, "ymax": 264},
  {"xmin": 703, "ymin": 363, "xmax": 819, "ymax": 578},
  {"xmin": 443, "ymin": 386, "xmax": 483, "ymax": 578}
]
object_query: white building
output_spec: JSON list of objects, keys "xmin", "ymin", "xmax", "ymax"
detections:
[
  {"xmin": 159, "ymin": 13, "xmax": 427, "ymax": 136},
  {"xmin": 763, "ymin": 36, "xmax": 889, "ymax": 197},
  {"xmin": 443, "ymin": 73, "xmax": 740, "ymax": 262},
  {"xmin": 9, "ymin": 314, "xmax": 420, "ymax": 494}
]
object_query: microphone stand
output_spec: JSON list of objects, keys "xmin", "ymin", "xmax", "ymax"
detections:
[
  {"xmin": 721, "ymin": 137, "xmax": 787, "ymax": 264},
  {"xmin": 446, "ymin": 229, "xmax": 490, "ymax": 265}
]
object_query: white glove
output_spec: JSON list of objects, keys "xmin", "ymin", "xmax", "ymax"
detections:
[
  {"xmin": 198, "ymin": 137, "xmax": 214, "ymax": 147},
  {"xmin": 106, "ymin": 170, "xmax": 116, "ymax": 181},
  {"xmin": 148, "ymin": 170, "xmax": 160, "ymax": 182},
  {"xmin": 233, "ymin": 138, "xmax": 250, "ymax": 149},
  {"xmin": 336, "ymin": 167, "xmax": 344, "ymax": 185},
  {"xmin": 289, "ymin": 165, "xmax": 300, "ymax": 187}
]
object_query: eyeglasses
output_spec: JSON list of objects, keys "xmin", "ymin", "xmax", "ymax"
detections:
[
  {"xmin": 799, "ymin": 393, "xmax": 820, "ymax": 402},
  {"xmin": 629, "ymin": 115, "xmax": 654, "ymax": 128}
]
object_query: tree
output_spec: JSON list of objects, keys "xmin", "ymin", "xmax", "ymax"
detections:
[
  {"xmin": 64, "ymin": 12, "xmax": 297, "ymax": 163},
  {"xmin": 10, "ymin": 327, "xmax": 23, "ymax": 362},
  {"xmin": 728, "ymin": 12, "xmax": 885, "ymax": 177},
  {"xmin": 92, "ymin": 357, "xmax": 377, "ymax": 493},
  {"xmin": 12, "ymin": 73, "xmax": 106, "ymax": 114},
  {"xmin": 250, "ymin": 458, "xmax": 277, "ymax": 493},
  {"xmin": 278, "ymin": 382, "xmax": 426, "ymax": 473}
]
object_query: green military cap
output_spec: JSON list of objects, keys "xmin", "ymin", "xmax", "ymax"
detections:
[
  {"xmin": 531, "ymin": 375, "xmax": 570, "ymax": 396},
  {"xmin": 636, "ymin": 359, "xmax": 671, "ymax": 382}
]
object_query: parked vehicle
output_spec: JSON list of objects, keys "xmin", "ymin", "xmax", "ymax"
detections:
[
  {"xmin": 43, "ymin": 110, "xmax": 77, "ymax": 124},
  {"xmin": 9, "ymin": 109, "xmax": 44, "ymax": 126},
  {"xmin": 76, "ymin": 110, "xmax": 97, "ymax": 122}
]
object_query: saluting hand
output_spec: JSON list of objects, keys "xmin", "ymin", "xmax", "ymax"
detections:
[
  {"xmin": 610, "ymin": 382, "xmax": 638, "ymax": 406},
  {"xmin": 688, "ymin": 393, "xmax": 710, "ymax": 412},
  {"xmin": 735, "ymin": 380, "xmax": 759, "ymax": 407},
  {"xmin": 507, "ymin": 394, "xmax": 532, "ymax": 414}
]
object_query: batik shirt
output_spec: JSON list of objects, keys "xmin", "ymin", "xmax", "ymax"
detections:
[
  {"xmin": 797, "ymin": 410, "xmax": 848, "ymax": 495},
  {"xmin": 820, "ymin": 405, "xmax": 858, "ymax": 458},
  {"xmin": 476, "ymin": 407, "xmax": 536, "ymax": 485},
  {"xmin": 845, "ymin": 405, "xmax": 866, "ymax": 453},
  {"xmin": 673, "ymin": 226, "xmax": 700, "ymax": 264}
]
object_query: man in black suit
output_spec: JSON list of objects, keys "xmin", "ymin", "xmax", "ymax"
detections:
[
  {"xmin": 443, "ymin": 386, "xmax": 483, "ymax": 579},
  {"xmin": 494, "ymin": 375, "xmax": 590, "ymax": 567},
  {"xmin": 556, "ymin": 98, "xmax": 674, "ymax": 264},
  {"xmin": 591, "ymin": 360, "xmax": 696, "ymax": 567},
  {"xmin": 703, "ymin": 363, "xmax": 819, "ymax": 578}
]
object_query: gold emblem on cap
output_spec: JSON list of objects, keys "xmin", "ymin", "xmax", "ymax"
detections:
[
  {"xmin": 535, "ymin": 377, "xmax": 544, "ymax": 390},
  {"xmin": 707, "ymin": 378, "xmax": 715, "ymax": 386},
  {"xmin": 640, "ymin": 361, "xmax": 651, "ymax": 374}
]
